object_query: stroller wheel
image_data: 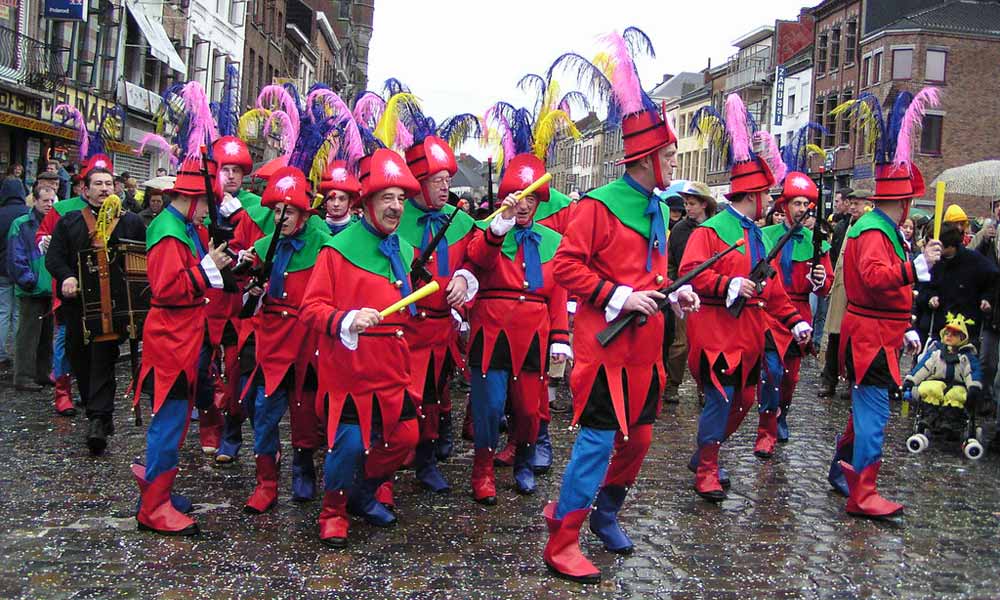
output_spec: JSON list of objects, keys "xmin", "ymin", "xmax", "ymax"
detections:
[
  {"xmin": 907, "ymin": 433, "xmax": 929, "ymax": 453},
  {"xmin": 963, "ymin": 439, "xmax": 984, "ymax": 460}
]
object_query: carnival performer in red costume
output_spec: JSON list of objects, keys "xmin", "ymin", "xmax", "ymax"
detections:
[
  {"xmin": 826, "ymin": 89, "xmax": 942, "ymax": 517},
  {"xmin": 320, "ymin": 161, "xmax": 361, "ymax": 236},
  {"xmin": 682, "ymin": 93, "xmax": 812, "ymax": 503},
  {"xmin": 131, "ymin": 157, "xmax": 232, "ymax": 535},
  {"xmin": 300, "ymin": 147, "xmax": 422, "ymax": 548},
  {"xmin": 541, "ymin": 29, "xmax": 698, "ymax": 584}
]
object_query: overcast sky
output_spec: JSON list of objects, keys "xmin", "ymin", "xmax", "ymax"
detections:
[{"xmin": 367, "ymin": 0, "xmax": 812, "ymax": 156}]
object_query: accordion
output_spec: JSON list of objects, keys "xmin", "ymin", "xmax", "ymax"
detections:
[{"xmin": 77, "ymin": 240, "xmax": 150, "ymax": 343}]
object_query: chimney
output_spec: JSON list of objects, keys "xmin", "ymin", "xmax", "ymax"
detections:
[{"xmin": 662, "ymin": 73, "xmax": 674, "ymax": 83}]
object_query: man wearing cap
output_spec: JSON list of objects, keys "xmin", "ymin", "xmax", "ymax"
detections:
[
  {"xmin": 239, "ymin": 166, "xmax": 329, "ymax": 514},
  {"xmin": 45, "ymin": 166, "xmax": 146, "ymax": 454},
  {"xmin": 682, "ymin": 153, "xmax": 811, "ymax": 503},
  {"xmin": 544, "ymin": 101, "xmax": 697, "ymax": 583},
  {"xmin": 320, "ymin": 161, "xmax": 361, "ymax": 236},
  {"xmin": 131, "ymin": 157, "xmax": 231, "ymax": 535},
  {"xmin": 300, "ymin": 147, "xmax": 422, "ymax": 548},
  {"xmin": 394, "ymin": 133, "xmax": 479, "ymax": 494},
  {"xmin": 828, "ymin": 161, "xmax": 941, "ymax": 518},
  {"xmin": 755, "ymin": 173, "xmax": 833, "ymax": 457},
  {"xmin": 465, "ymin": 153, "xmax": 570, "ymax": 503}
]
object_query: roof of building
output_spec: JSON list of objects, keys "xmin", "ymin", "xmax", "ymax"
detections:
[
  {"xmin": 879, "ymin": 0, "xmax": 1000, "ymax": 38},
  {"xmin": 649, "ymin": 72, "xmax": 705, "ymax": 101}
]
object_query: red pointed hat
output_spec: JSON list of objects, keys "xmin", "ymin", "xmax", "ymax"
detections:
[
  {"xmin": 404, "ymin": 135, "xmax": 458, "ymax": 181},
  {"xmin": 617, "ymin": 106, "xmax": 678, "ymax": 165},
  {"xmin": 725, "ymin": 157, "xmax": 775, "ymax": 199},
  {"xmin": 870, "ymin": 162, "xmax": 925, "ymax": 201},
  {"xmin": 319, "ymin": 160, "xmax": 362, "ymax": 197},
  {"xmin": 212, "ymin": 136, "xmax": 252, "ymax": 172},
  {"xmin": 498, "ymin": 154, "xmax": 550, "ymax": 202},
  {"xmin": 775, "ymin": 171, "xmax": 819, "ymax": 208},
  {"xmin": 81, "ymin": 153, "xmax": 114, "ymax": 178},
  {"xmin": 261, "ymin": 166, "xmax": 315, "ymax": 213},
  {"xmin": 358, "ymin": 148, "xmax": 421, "ymax": 206},
  {"xmin": 166, "ymin": 157, "xmax": 218, "ymax": 197}
]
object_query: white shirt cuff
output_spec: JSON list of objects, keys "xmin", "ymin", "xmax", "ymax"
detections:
[
  {"xmin": 200, "ymin": 254, "xmax": 224, "ymax": 289},
  {"xmin": 550, "ymin": 342, "xmax": 573, "ymax": 360},
  {"xmin": 667, "ymin": 283, "xmax": 698, "ymax": 319},
  {"xmin": 567, "ymin": 300, "xmax": 578, "ymax": 314},
  {"xmin": 38, "ymin": 236, "xmax": 50, "ymax": 253},
  {"xmin": 339, "ymin": 309, "xmax": 359, "ymax": 351},
  {"xmin": 453, "ymin": 268, "xmax": 479, "ymax": 301},
  {"xmin": 904, "ymin": 329, "xmax": 920, "ymax": 347},
  {"xmin": 913, "ymin": 254, "xmax": 931, "ymax": 282},
  {"xmin": 726, "ymin": 277, "xmax": 745, "ymax": 308},
  {"xmin": 490, "ymin": 214, "xmax": 516, "ymax": 236},
  {"xmin": 219, "ymin": 194, "xmax": 243, "ymax": 218},
  {"xmin": 792, "ymin": 321, "xmax": 812, "ymax": 338},
  {"xmin": 605, "ymin": 285, "xmax": 633, "ymax": 322}
]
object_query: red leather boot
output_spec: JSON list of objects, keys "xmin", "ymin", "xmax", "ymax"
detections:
[
  {"xmin": 132, "ymin": 464, "xmax": 198, "ymax": 536},
  {"xmin": 471, "ymin": 448, "xmax": 496, "ymax": 505},
  {"xmin": 375, "ymin": 480, "xmax": 395, "ymax": 511},
  {"xmin": 753, "ymin": 410, "xmax": 778, "ymax": 459},
  {"xmin": 542, "ymin": 502, "xmax": 600, "ymax": 584},
  {"xmin": 840, "ymin": 460, "xmax": 904, "ymax": 518},
  {"xmin": 54, "ymin": 375, "xmax": 75, "ymax": 416},
  {"xmin": 318, "ymin": 490, "xmax": 349, "ymax": 548},
  {"xmin": 694, "ymin": 442, "xmax": 726, "ymax": 502},
  {"xmin": 244, "ymin": 454, "xmax": 279, "ymax": 514},
  {"xmin": 198, "ymin": 403, "xmax": 222, "ymax": 455}
]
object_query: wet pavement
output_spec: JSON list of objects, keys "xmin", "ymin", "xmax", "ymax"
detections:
[{"xmin": 1, "ymin": 357, "xmax": 1000, "ymax": 599}]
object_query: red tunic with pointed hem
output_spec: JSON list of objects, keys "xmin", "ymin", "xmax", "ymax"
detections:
[
  {"xmin": 839, "ymin": 216, "xmax": 918, "ymax": 386},
  {"xmin": 465, "ymin": 224, "xmax": 569, "ymax": 377},
  {"xmin": 552, "ymin": 198, "xmax": 670, "ymax": 436},
  {"xmin": 134, "ymin": 226, "xmax": 213, "ymax": 413},
  {"xmin": 680, "ymin": 221, "xmax": 802, "ymax": 393},
  {"xmin": 300, "ymin": 245, "xmax": 419, "ymax": 450}
]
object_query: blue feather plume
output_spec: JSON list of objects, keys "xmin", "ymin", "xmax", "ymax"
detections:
[
  {"xmin": 438, "ymin": 113, "xmax": 483, "ymax": 148},
  {"xmin": 214, "ymin": 64, "xmax": 241, "ymax": 137},
  {"xmin": 289, "ymin": 115, "xmax": 338, "ymax": 173},
  {"xmin": 383, "ymin": 78, "xmax": 409, "ymax": 96}
]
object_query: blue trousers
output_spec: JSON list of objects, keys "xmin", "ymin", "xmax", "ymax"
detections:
[
  {"xmin": 53, "ymin": 323, "xmax": 70, "ymax": 378},
  {"xmin": 145, "ymin": 396, "xmax": 191, "ymax": 481},
  {"xmin": 323, "ymin": 424, "xmax": 365, "ymax": 491},
  {"xmin": 851, "ymin": 384, "xmax": 889, "ymax": 471},
  {"xmin": 554, "ymin": 427, "xmax": 617, "ymax": 519},
  {"xmin": 697, "ymin": 383, "xmax": 737, "ymax": 447},
  {"xmin": 252, "ymin": 384, "xmax": 288, "ymax": 457},
  {"xmin": 470, "ymin": 369, "xmax": 508, "ymax": 450},
  {"xmin": 759, "ymin": 349, "xmax": 782, "ymax": 413}
]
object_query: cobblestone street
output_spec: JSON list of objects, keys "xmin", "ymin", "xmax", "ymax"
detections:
[{"xmin": 1, "ymin": 358, "xmax": 999, "ymax": 599}]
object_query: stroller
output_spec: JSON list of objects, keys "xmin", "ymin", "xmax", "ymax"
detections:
[{"xmin": 903, "ymin": 313, "xmax": 985, "ymax": 460}]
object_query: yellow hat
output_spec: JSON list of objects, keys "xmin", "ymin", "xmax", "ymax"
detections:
[
  {"xmin": 943, "ymin": 204, "xmax": 968, "ymax": 223},
  {"xmin": 940, "ymin": 312, "xmax": 974, "ymax": 344}
]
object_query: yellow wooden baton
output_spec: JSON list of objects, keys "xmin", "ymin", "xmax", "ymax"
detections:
[
  {"xmin": 379, "ymin": 281, "xmax": 440, "ymax": 318},
  {"xmin": 484, "ymin": 172, "xmax": 553, "ymax": 221},
  {"xmin": 933, "ymin": 181, "xmax": 946, "ymax": 240}
]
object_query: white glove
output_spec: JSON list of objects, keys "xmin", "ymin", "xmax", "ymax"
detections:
[{"xmin": 219, "ymin": 193, "xmax": 242, "ymax": 218}]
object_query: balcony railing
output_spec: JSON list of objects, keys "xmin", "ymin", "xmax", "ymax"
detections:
[
  {"xmin": 0, "ymin": 26, "xmax": 66, "ymax": 93},
  {"xmin": 725, "ymin": 46, "xmax": 772, "ymax": 92}
]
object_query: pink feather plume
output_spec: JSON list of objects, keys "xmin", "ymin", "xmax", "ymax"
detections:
[
  {"xmin": 894, "ymin": 87, "xmax": 941, "ymax": 166},
  {"xmin": 256, "ymin": 85, "xmax": 299, "ymax": 141},
  {"xmin": 264, "ymin": 111, "xmax": 296, "ymax": 156},
  {"xmin": 352, "ymin": 92, "xmax": 385, "ymax": 128},
  {"xmin": 54, "ymin": 104, "xmax": 89, "ymax": 160},
  {"xmin": 600, "ymin": 31, "xmax": 644, "ymax": 114},
  {"xmin": 138, "ymin": 133, "xmax": 178, "ymax": 166},
  {"xmin": 307, "ymin": 88, "xmax": 353, "ymax": 123},
  {"xmin": 340, "ymin": 118, "xmax": 364, "ymax": 168},
  {"xmin": 724, "ymin": 93, "xmax": 752, "ymax": 163},
  {"xmin": 754, "ymin": 131, "xmax": 786, "ymax": 184},
  {"xmin": 181, "ymin": 81, "xmax": 219, "ymax": 158},
  {"xmin": 395, "ymin": 122, "xmax": 413, "ymax": 150}
]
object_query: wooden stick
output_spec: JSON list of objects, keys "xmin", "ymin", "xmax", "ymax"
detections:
[
  {"xmin": 379, "ymin": 281, "xmax": 440, "ymax": 318},
  {"xmin": 484, "ymin": 172, "xmax": 553, "ymax": 221},
  {"xmin": 933, "ymin": 181, "xmax": 946, "ymax": 240}
]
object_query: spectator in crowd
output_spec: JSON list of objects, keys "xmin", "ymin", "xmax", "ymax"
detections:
[
  {"xmin": 3, "ymin": 164, "xmax": 28, "ymax": 203},
  {"xmin": 155, "ymin": 167, "xmax": 168, "ymax": 177},
  {"xmin": 7, "ymin": 179, "xmax": 55, "ymax": 391},
  {"xmin": 974, "ymin": 209, "xmax": 1000, "ymax": 412},
  {"xmin": 71, "ymin": 174, "xmax": 85, "ymax": 198},
  {"xmin": 829, "ymin": 187, "xmax": 853, "ymax": 266},
  {"xmin": 901, "ymin": 218, "xmax": 920, "ymax": 259},
  {"xmin": 0, "ymin": 175, "xmax": 31, "ymax": 368},
  {"xmin": 918, "ymin": 221, "xmax": 999, "ymax": 347},
  {"xmin": 45, "ymin": 159, "xmax": 71, "ymax": 200},
  {"xmin": 138, "ymin": 183, "xmax": 168, "ymax": 226}
]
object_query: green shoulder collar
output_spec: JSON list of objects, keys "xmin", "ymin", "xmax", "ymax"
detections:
[
  {"xmin": 253, "ymin": 216, "xmax": 332, "ymax": 272},
  {"xmin": 326, "ymin": 220, "xmax": 415, "ymax": 281},
  {"xmin": 534, "ymin": 188, "xmax": 573, "ymax": 222},
  {"xmin": 397, "ymin": 200, "xmax": 475, "ymax": 249},
  {"xmin": 54, "ymin": 196, "xmax": 86, "ymax": 216},
  {"xmin": 146, "ymin": 209, "xmax": 198, "ymax": 257},
  {"xmin": 500, "ymin": 222, "xmax": 561, "ymax": 263},
  {"xmin": 761, "ymin": 223, "xmax": 830, "ymax": 260},
  {"xmin": 700, "ymin": 209, "xmax": 748, "ymax": 255},
  {"xmin": 585, "ymin": 178, "xmax": 669, "ymax": 241},
  {"xmin": 847, "ymin": 211, "xmax": 905, "ymax": 261},
  {"xmin": 238, "ymin": 190, "xmax": 275, "ymax": 236}
]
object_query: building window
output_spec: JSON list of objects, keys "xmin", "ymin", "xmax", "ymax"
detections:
[
  {"xmin": 830, "ymin": 27, "xmax": 841, "ymax": 70},
  {"xmin": 813, "ymin": 96, "xmax": 825, "ymax": 145},
  {"xmin": 861, "ymin": 55, "xmax": 870, "ymax": 87},
  {"xmin": 840, "ymin": 89, "xmax": 852, "ymax": 146},
  {"xmin": 339, "ymin": 1, "xmax": 351, "ymax": 18},
  {"xmin": 824, "ymin": 93, "xmax": 838, "ymax": 147},
  {"xmin": 926, "ymin": 49, "xmax": 947, "ymax": 83},
  {"xmin": 844, "ymin": 20, "xmax": 857, "ymax": 65},
  {"xmin": 817, "ymin": 33, "xmax": 828, "ymax": 74},
  {"xmin": 892, "ymin": 48, "xmax": 912, "ymax": 80},
  {"xmin": 872, "ymin": 52, "xmax": 882, "ymax": 84},
  {"xmin": 787, "ymin": 93, "xmax": 796, "ymax": 116},
  {"xmin": 920, "ymin": 114, "xmax": 943, "ymax": 154}
]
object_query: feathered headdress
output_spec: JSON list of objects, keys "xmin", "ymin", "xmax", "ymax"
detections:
[
  {"xmin": 304, "ymin": 84, "xmax": 364, "ymax": 168},
  {"xmin": 180, "ymin": 80, "xmax": 219, "ymax": 158},
  {"xmin": 690, "ymin": 93, "xmax": 761, "ymax": 169},
  {"xmin": 482, "ymin": 101, "xmax": 579, "ymax": 170},
  {"xmin": 779, "ymin": 122, "xmax": 828, "ymax": 175},
  {"xmin": 288, "ymin": 115, "xmax": 344, "ymax": 191},
  {"xmin": 372, "ymin": 90, "xmax": 417, "ymax": 151},
  {"xmin": 55, "ymin": 104, "xmax": 126, "ymax": 162},
  {"xmin": 831, "ymin": 87, "xmax": 940, "ymax": 167},
  {"xmin": 213, "ymin": 64, "xmax": 241, "ymax": 138}
]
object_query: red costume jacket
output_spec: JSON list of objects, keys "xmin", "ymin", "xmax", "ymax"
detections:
[
  {"xmin": 839, "ymin": 209, "xmax": 918, "ymax": 385},
  {"xmin": 465, "ymin": 221, "xmax": 569, "ymax": 376},
  {"xmin": 300, "ymin": 221, "xmax": 419, "ymax": 449},
  {"xmin": 681, "ymin": 208, "xmax": 802, "ymax": 390},
  {"xmin": 552, "ymin": 177, "xmax": 671, "ymax": 436},
  {"xmin": 535, "ymin": 189, "xmax": 576, "ymax": 235}
]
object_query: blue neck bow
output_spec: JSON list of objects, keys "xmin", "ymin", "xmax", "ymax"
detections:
[
  {"xmin": 623, "ymin": 173, "xmax": 666, "ymax": 272},
  {"xmin": 166, "ymin": 205, "xmax": 206, "ymax": 258},
  {"xmin": 514, "ymin": 224, "xmax": 543, "ymax": 292},
  {"xmin": 267, "ymin": 233, "xmax": 305, "ymax": 299},
  {"xmin": 328, "ymin": 220, "xmax": 351, "ymax": 236},
  {"xmin": 727, "ymin": 206, "xmax": 765, "ymax": 266},
  {"xmin": 362, "ymin": 218, "xmax": 416, "ymax": 315},
  {"xmin": 414, "ymin": 201, "xmax": 450, "ymax": 277},
  {"xmin": 779, "ymin": 222, "xmax": 804, "ymax": 286}
]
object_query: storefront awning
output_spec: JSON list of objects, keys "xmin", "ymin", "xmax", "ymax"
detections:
[{"xmin": 125, "ymin": 0, "xmax": 186, "ymax": 74}]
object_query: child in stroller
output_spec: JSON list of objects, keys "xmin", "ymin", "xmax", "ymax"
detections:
[{"xmin": 902, "ymin": 313, "xmax": 985, "ymax": 460}]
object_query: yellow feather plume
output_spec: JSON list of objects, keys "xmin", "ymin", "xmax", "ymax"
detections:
[
  {"xmin": 592, "ymin": 52, "xmax": 616, "ymax": 81},
  {"xmin": 694, "ymin": 114, "xmax": 729, "ymax": 158},
  {"xmin": 95, "ymin": 194, "xmax": 123, "ymax": 251},
  {"xmin": 446, "ymin": 116, "xmax": 485, "ymax": 151},
  {"xmin": 831, "ymin": 98, "xmax": 878, "ymax": 156},
  {"xmin": 309, "ymin": 132, "xmax": 340, "ymax": 190},
  {"xmin": 238, "ymin": 108, "xmax": 271, "ymax": 141},
  {"xmin": 374, "ymin": 93, "xmax": 418, "ymax": 148},
  {"xmin": 312, "ymin": 193, "xmax": 325, "ymax": 210},
  {"xmin": 532, "ymin": 110, "xmax": 580, "ymax": 160},
  {"xmin": 805, "ymin": 144, "xmax": 827, "ymax": 161}
]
